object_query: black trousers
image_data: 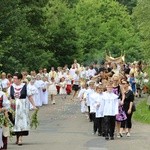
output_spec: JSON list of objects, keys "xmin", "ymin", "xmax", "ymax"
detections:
[
  {"xmin": 121, "ymin": 112, "xmax": 133, "ymax": 129},
  {"xmin": 88, "ymin": 106, "xmax": 93, "ymax": 122},
  {"xmin": 94, "ymin": 117, "xmax": 103, "ymax": 134},
  {"xmin": 104, "ymin": 116, "xmax": 116, "ymax": 137}
]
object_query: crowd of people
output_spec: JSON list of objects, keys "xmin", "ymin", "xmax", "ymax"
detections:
[{"xmin": 0, "ymin": 59, "xmax": 149, "ymax": 149}]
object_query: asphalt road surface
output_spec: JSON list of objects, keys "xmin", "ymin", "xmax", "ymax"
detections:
[{"xmin": 8, "ymin": 94, "xmax": 150, "ymax": 150}]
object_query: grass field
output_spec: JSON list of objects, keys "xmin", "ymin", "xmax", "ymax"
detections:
[{"xmin": 133, "ymin": 99, "xmax": 150, "ymax": 124}]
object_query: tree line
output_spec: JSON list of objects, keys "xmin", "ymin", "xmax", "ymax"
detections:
[{"xmin": 0, "ymin": 0, "xmax": 149, "ymax": 73}]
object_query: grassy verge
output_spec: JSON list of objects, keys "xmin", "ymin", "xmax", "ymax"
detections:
[{"xmin": 133, "ymin": 99, "xmax": 150, "ymax": 124}]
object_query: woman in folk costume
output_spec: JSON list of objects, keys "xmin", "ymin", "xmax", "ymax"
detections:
[
  {"xmin": 7, "ymin": 73, "xmax": 36, "ymax": 146},
  {"xmin": 42, "ymin": 77, "xmax": 49, "ymax": 105},
  {"xmin": 27, "ymin": 79, "xmax": 38, "ymax": 110},
  {"xmin": 0, "ymin": 90, "xmax": 10, "ymax": 150},
  {"xmin": 102, "ymin": 81, "xmax": 119, "ymax": 140},
  {"xmin": 34, "ymin": 75, "xmax": 44, "ymax": 106},
  {"xmin": 48, "ymin": 77, "xmax": 57, "ymax": 104},
  {"xmin": 59, "ymin": 77, "xmax": 67, "ymax": 99}
]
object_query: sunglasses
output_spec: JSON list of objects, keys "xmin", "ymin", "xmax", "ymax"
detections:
[{"xmin": 121, "ymin": 82, "xmax": 127, "ymax": 85}]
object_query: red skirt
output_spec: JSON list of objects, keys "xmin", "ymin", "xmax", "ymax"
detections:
[
  {"xmin": 56, "ymin": 85, "xmax": 60, "ymax": 94},
  {"xmin": 66, "ymin": 85, "xmax": 72, "ymax": 94}
]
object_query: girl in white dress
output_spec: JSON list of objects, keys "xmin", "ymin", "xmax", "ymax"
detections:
[
  {"xmin": 42, "ymin": 77, "xmax": 49, "ymax": 105},
  {"xmin": 59, "ymin": 77, "xmax": 67, "ymax": 99},
  {"xmin": 48, "ymin": 77, "xmax": 57, "ymax": 104}
]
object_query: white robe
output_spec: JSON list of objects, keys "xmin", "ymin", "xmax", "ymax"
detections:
[
  {"xmin": 78, "ymin": 88, "xmax": 87, "ymax": 113},
  {"xmin": 95, "ymin": 93, "xmax": 104, "ymax": 118},
  {"xmin": 86, "ymin": 88, "xmax": 95, "ymax": 106},
  {"xmin": 34, "ymin": 80, "xmax": 44, "ymax": 106},
  {"xmin": 102, "ymin": 92, "xmax": 119, "ymax": 116}
]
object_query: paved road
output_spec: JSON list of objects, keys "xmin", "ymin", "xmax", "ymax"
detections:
[{"xmin": 8, "ymin": 95, "xmax": 150, "ymax": 150}]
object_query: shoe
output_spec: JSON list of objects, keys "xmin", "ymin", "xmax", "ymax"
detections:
[
  {"xmin": 126, "ymin": 132, "xmax": 130, "ymax": 137},
  {"xmin": 92, "ymin": 132, "xmax": 96, "ymax": 135},
  {"xmin": 110, "ymin": 137, "xmax": 114, "ymax": 140},
  {"xmin": 98, "ymin": 133, "xmax": 102, "ymax": 136},
  {"xmin": 18, "ymin": 141, "xmax": 22, "ymax": 146},
  {"xmin": 52, "ymin": 100, "xmax": 55, "ymax": 104},
  {"xmin": 105, "ymin": 136, "xmax": 109, "ymax": 140},
  {"xmin": 102, "ymin": 133, "xmax": 105, "ymax": 137},
  {"xmin": 119, "ymin": 133, "xmax": 123, "ymax": 137}
]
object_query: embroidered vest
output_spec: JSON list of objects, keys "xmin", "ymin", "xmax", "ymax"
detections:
[{"xmin": 10, "ymin": 84, "xmax": 27, "ymax": 99}]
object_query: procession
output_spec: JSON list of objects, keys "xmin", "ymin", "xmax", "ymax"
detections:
[
  {"xmin": 0, "ymin": 0, "xmax": 150, "ymax": 149},
  {"xmin": 0, "ymin": 56, "xmax": 149, "ymax": 150}
]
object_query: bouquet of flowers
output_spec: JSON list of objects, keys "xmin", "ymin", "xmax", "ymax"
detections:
[{"xmin": 30, "ymin": 108, "xmax": 39, "ymax": 129}]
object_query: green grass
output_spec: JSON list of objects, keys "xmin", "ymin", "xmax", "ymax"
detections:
[{"xmin": 133, "ymin": 99, "xmax": 150, "ymax": 124}]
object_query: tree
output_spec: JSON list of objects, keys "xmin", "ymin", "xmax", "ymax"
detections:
[
  {"xmin": 0, "ymin": 0, "xmax": 53, "ymax": 73},
  {"xmin": 116, "ymin": 0, "xmax": 137, "ymax": 14},
  {"xmin": 43, "ymin": 0, "xmax": 83, "ymax": 67},
  {"xmin": 132, "ymin": 0, "xmax": 150, "ymax": 63},
  {"xmin": 72, "ymin": 0, "xmax": 141, "ymax": 63}
]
